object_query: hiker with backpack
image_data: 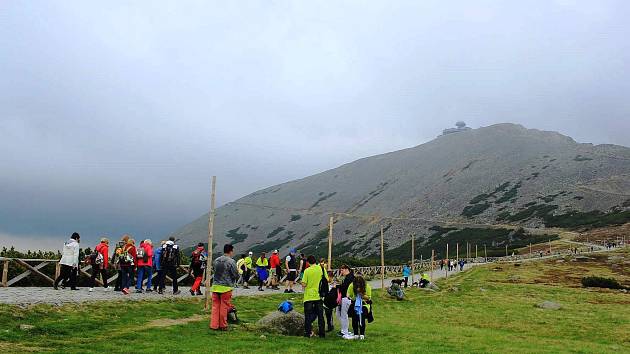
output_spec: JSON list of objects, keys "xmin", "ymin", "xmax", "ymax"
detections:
[
  {"xmin": 336, "ymin": 264, "xmax": 354, "ymax": 337},
  {"xmin": 112, "ymin": 234, "xmax": 130, "ymax": 291},
  {"xmin": 88, "ymin": 237, "xmax": 109, "ymax": 292},
  {"xmin": 209, "ymin": 244, "xmax": 239, "ymax": 331},
  {"xmin": 301, "ymin": 255, "xmax": 329, "ymax": 338},
  {"xmin": 297, "ymin": 253, "xmax": 307, "ymax": 282},
  {"xmin": 54, "ymin": 232, "xmax": 81, "ymax": 290},
  {"xmin": 345, "ymin": 275, "xmax": 373, "ymax": 340},
  {"xmin": 161, "ymin": 237, "xmax": 181, "ymax": 295},
  {"xmin": 119, "ymin": 238, "xmax": 137, "ymax": 295},
  {"xmin": 284, "ymin": 248, "xmax": 298, "ymax": 293},
  {"xmin": 152, "ymin": 240, "xmax": 165, "ymax": 292},
  {"xmin": 243, "ymin": 251, "xmax": 253, "ymax": 289},
  {"xmin": 135, "ymin": 239, "xmax": 154, "ymax": 293},
  {"xmin": 255, "ymin": 252, "xmax": 269, "ymax": 291},
  {"xmin": 189, "ymin": 242, "xmax": 207, "ymax": 296},
  {"xmin": 269, "ymin": 250, "xmax": 281, "ymax": 290}
]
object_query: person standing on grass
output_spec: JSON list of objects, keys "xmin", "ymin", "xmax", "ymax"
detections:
[
  {"xmin": 236, "ymin": 254, "xmax": 246, "ymax": 288},
  {"xmin": 112, "ymin": 234, "xmax": 130, "ymax": 291},
  {"xmin": 297, "ymin": 253, "xmax": 307, "ymax": 282},
  {"xmin": 336, "ymin": 264, "xmax": 354, "ymax": 337},
  {"xmin": 301, "ymin": 255, "xmax": 328, "ymax": 338},
  {"xmin": 89, "ymin": 237, "xmax": 110, "ymax": 292},
  {"xmin": 161, "ymin": 237, "xmax": 181, "ymax": 295},
  {"xmin": 54, "ymin": 232, "xmax": 81, "ymax": 290},
  {"xmin": 243, "ymin": 251, "xmax": 253, "ymax": 289},
  {"xmin": 119, "ymin": 239, "xmax": 137, "ymax": 295},
  {"xmin": 269, "ymin": 250, "xmax": 281, "ymax": 290},
  {"xmin": 210, "ymin": 244, "xmax": 239, "ymax": 331},
  {"xmin": 189, "ymin": 242, "xmax": 207, "ymax": 296},
  {"xmin": 153, "ymin": 240, "xmax": 165, "ymax": 292},
  {"xmin": 284, "ymin": 248, "xmax": 298, "ymax": 293},
  {"xmin": 136, "ymin": 239, "xmax": 154, "ymax": 293},
  {"xmin": 255, "ymin": 252, "xmax": 269, "ymax": 291},
  {"xmin": 345, "ymin": 275, "xmax": 372, "ymax": 340},
  {"xmin": 324, "ymin": 269, "xmax": 335, "ymax": 333},
  {"xmin": 402, "ymin": 264, "xmax": 411, "ymax": 288}
]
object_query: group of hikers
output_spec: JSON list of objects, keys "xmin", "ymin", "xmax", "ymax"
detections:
[{"xmin": 438, "ymin": 258, "xmax": 466, "ymax": 272}]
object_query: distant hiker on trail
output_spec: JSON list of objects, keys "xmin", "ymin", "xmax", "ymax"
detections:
[
  {"xmin": 54, "ymin": 232, "xmax": 80, "ymax": 291},
  {"xmin": 153, "ymin": 240, "xmax": 166, "ymax": 292},
  {"xmin": 402, "ymin": 264, "xmax": 411, "ymax": 288},
  {"xmin": 136, "ymin": 239, "xmax": 154, "ymax": 293},
  {"xmin": 337, "ymin": 264, "xmax": 354, "ymax": 338},
  {"xmin": 112, "ymin": 234, "xmax": 130, "ymax": 291},
  {"xmin": 243, "ymin": 251, "xmax": 253, "ymax": 289},
  {"xmin": 161, "ymin": 237, "xmax": 181, "ymax": 295},
  {"xmin": 189, "ymin": 242, "xmax": 207, "ymax": 296},
  {"xmin": 88, "ymin": 237, "xmax": 109, "ymax": 292},
  {"xmin": 269, "ymin": 250, "xmax": 281, "ymax": 290},
  {"xmin": 301, "ymin": 255, "xmax": 328, "ymax": 338},
  {"xmin": 255, "ymin": 252, "xmax": 269, "ymax": 291},
  {"xmin": 284, "ymin": 248, "xmax": 298, "ymax": 293},
  {"xmin": 346, "ymin": 274, "xmax": 373, "ymax": 340},
  {"xmin": 119, "ymin": 238, "xmax": 137, "ymax": 295},
  {"xmin": 209, "ymin": 244, "xmax": 238, "ymax": 331},
  {"xmin": 236, "ymin": 254, "xmax": 247, "ymax": 288},
  {"xmin": 459, "ymin": 259, "xmax": 465, "ymax": 271}
]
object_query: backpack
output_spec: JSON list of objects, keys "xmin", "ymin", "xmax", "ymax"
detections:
[
  {"xmin": 278, "ymin": 300, "xmax": 293, "ymax": 314},
  {"xmin": 163, "ymin": 244, "xmax": 177, "ymax": 266},
  {"xmin": 323, "ymin": 287, "xmax": 339, "ymax": 309},
  {"xmin": 318, "ymin": 265, "xmax": 329, "ymax": 299},
  {"xmin": 137, "ymin": 247, "xmax": 146, "ymax": 262}
]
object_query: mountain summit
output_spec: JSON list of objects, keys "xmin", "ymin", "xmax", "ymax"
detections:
[{"xmin": 170, "ymin": 123, "xmax": 630, "ymax": 257}]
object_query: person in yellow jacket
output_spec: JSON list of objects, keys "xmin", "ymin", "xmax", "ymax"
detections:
[
  {"xmin": 255, "ymin": 252, "xmax": 269, "ymax": 291},
  {"xmin": 301, "ymin": 255, "xmax": 330, "ymax": 338},
  {"xmin": 243, "ymin": 251, "xmax": 253, "ymax": 289},
  {"xmin": 345, "ymin": 275, "xmax": 372, "ymax": 340},
  {"xmin": 236, "ymin": 254, "xmax": 246, "ymax": 288}
]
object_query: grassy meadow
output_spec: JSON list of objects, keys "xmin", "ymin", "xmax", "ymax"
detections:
[{"xmin": 1, "ymin": 250, "xmax": 629, "ymax": 353}]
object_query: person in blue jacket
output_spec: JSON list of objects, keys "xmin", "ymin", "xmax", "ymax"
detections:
[
  {"xmin": 402, "ymin": 264, "xmax": 411, "ymax": 288},
  {"xmin": 153, "ymin": 240, "xmax": 165, "ymax": 293}
]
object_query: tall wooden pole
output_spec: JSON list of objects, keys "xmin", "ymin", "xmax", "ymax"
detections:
[
  {"xmin": 484, "ymin": 244, "xmax": 487, "ymax": 262},
  {"xmin": 475, "ymin": 244, "xmax": 478, "ymax": 259},
  {"xmin": 445, "ymin": 243, "xmax": 449, "ymax": 278},
  {"xmin": 410, "ymin": 234, "xmax": 415, "ymax": 285},
  {"xmin": 456, "ymin": 243, "xmax": 459, "ymax": 261},
  {"xmin": 529, "ymin": 243, "xmax": 532, "ymax": 256},
  {"xmin": 505, "ymin": 244, "xmax": 508, "ymax": 257},
  {"xmin": 327, "ymin": 215, "xmax": 334, "ymax": 270},
  {"xmin": 2, "ymin": 260, "xmax": 8, "ymax": 287},
  {"xmin": 380, "ymin": 225, "xmax": 385, "ymax": 291},
  {"xmin": 549, "ymin": 239, "xmax": 552, "ymax": 254},
  {"xmin": 431, "ymin": 249, "xmax": 434, "ymax": 281},
  {"xmin": 204, "ymin": 176, "xmax": 217, "ymax": 311}
]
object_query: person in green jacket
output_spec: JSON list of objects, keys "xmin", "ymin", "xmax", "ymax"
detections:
[
  {"xmin": 345, "ymin": 275, "xmax": 372, "ymax": 340},
  {"xmin": 255, "ymin": 252, "xmax": 269, "ymax": 291},
  {"xmin": 243, "ymin": 251, "xmax": 253, "ymax": 289},
  {"xmin": 301, "ymin": 255, "xmax": 329, "ymax": 338}
]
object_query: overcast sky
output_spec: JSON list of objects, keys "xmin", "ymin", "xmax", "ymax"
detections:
[{"xmin": 1, "ymin": 1, "xmax": 629, "ymax": 251}]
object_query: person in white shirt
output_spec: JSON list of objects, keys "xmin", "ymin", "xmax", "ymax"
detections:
[{"xmin": 54, "ymin": 232, "xmax": 81, "ymax": 290}]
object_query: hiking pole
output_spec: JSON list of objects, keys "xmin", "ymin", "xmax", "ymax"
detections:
[{"xmin": 205, "ymin": 176, "xmax": 217, "ymax": 312}]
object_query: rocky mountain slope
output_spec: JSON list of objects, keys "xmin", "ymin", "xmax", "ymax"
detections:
[{"xmin": 170, "ymin": 123, "xmax": 630, "ymax": 258}]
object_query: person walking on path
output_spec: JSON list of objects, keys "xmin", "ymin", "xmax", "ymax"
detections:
[
  {"xmin": 112, "ymin": 234, "xmax": 130, "ymax": 291},
  {"xmin": 54, "ymin": 232, "xmax": 81, "ymax": 290},
  {"xmin": 346, "ymin": 275, "xmax": 372, "ymax": 340},
  {"xmin": 161, "ymin": 237, "xmax": 181, "ymax": 295},
  {"xmin": 336, "ymin": 264, "xmax": 354, "ymax": 337},
  {"xmin": 235, "ymin": 254, "xmax": 246, "ymax": 288},
  {"xmin": 152, "ymin": 240, "xmax": 165, "ymax": 292},
  {"xmin": 89, "ymin": 237, "xmax": 110, "ymax": 291},
  {"xmin": 189, "ymin": 243, "xmax": 207, "ymax": 296},
  {"xmin": 458, "ymin": 259, "xmax": 465, "ymax": 271},
  {"xmin": 284, "ymin": 248, "xmax": 298, "ymax": 293},
  {"xmin": 243, "ymin": 251, "xmax": 253, "ymax": 289},
  {"xmin": 135, "ymin": 239, "xmax": 154, "ymax": 293},
  {"xmin": 120, "ymin": 238, "xmax": 137, "ymax": 295},
  {"xmin": 402, "ymin": 264, "xmax": 411, "ymax": 288},
  {"xmin": 255, "ymin": 252, "xmax": 269, "ymax": 291},
  {"xmin": 301, "ymin": 255, "xmax": 328, "ymax": 338},
  {"xmin": 269, "ymin": 250, "xmax": 281, "ymax": 290},
  {"xmin": 209, "ymin": 244, "xmax": 238, "ymax": 331}
]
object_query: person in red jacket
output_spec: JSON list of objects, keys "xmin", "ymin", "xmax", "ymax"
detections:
[
  {"xmin": 120, "ymin": 239, "xmax": 137, "ymax": 295},
  {"xmin": 135, "ymin": 239, "xmax": 154, "ymax": 293},
  {"xmin": 89, "ymin": 238, "xmax": 110, "ymax": 292},
  {"xmin": 269, "ymin": 250, "xmax": 281, "ymax": 290},
  {"xmin": 188, "ymin": 243, "xmax": 207, "ymax": 296}
]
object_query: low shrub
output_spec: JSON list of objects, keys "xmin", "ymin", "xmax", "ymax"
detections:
[{"xmin": 581, "ymin": 276, "xmax": 624, "ymax": 290}]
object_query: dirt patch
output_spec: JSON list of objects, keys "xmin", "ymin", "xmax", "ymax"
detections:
[
  {"xmin": 0, "ymin": 342, "xmax": 47, "ymax": 352},
  {"xmin": 146, "ymin": 314, "xmax": 206, "ymax": 328}
]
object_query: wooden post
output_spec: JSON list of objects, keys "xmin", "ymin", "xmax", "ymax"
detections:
[
  {"xmin": 431, "ymin": 249, "xmax": 434, "ymax": 281},
  {"xmin": 445, "ymin": 243, "xmax": 449, "ymax": 278},
  {"xmin": 505, "ymin": 244, "xmax": 508, "ymax": 257},
  {"xmin": 475, "ymin": 244, "xmax": 478, "ymax": 259},
  {"xmin": 55, "ymin": 262, "xmax": 60, "ymax": 280},
  {"xmin": 2, "ymin": 260, "xmax": 8, "ymax": 287},
  {"xmin": 410, "ymin": 234, "xmax": 415, "ymax": 286},
  {"xmin": 529, "ymin": 243, "xmax": 532, "ymax": 256},
  {"xmin": 484, "ymin": 244, "xmax": 487, "ymax": 262},
  {"xmin": 456, "ymin": 243, "xmax": 459, "ymax": 261},
  {"xmin": 327, "ymin": 215, "xmax": 334, "ymax": 271},
  {"xmin": 204, "ymin": 176, "xmax": 217, "ymax": 311},
  {"xmin": 548, "ymin": 239, "xmax": 552, "ymax": 255},
  {"xmin": 380, "ymin": 225, "xmax": 385, "ymax": 291}
]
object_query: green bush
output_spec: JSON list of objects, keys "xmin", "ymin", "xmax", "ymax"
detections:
[{"xmin": 581, "ymin": 276, "xmax": 624, "ymax": 289}]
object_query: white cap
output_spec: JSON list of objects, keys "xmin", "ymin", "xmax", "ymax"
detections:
[
  {"xmin": 273, "ymin": 249, "xmax": 278, "ymax": 253},
  {"xmin": 248, "ymin": 251, "xmax": 253, "ymax": 255}
]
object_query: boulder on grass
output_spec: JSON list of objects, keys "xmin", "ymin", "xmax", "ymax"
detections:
[
  {"xmin": 536, "ymin": 301, "xmax": 562, "ymax": 310},
  {"xmin": 257, "ymin": 311, "xmax": 305, "ymax": 336}
]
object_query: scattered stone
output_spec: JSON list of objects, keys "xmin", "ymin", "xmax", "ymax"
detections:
[
  {"xmin": 19, "ymin": 324, "xmax": 34, "ymax": 331},
  {"xmin": 260, "ymin": 334, "xmax": 266, "ymax": 339},
  {"xmin": 507, "ymin": 275, "xmax": 521, "ymax": 282},
  {"xmin": 536, "ymin": 301, "xmax": 562, "ymax": 310},
  {"xmin": 448, "ymin": 286, "xmax": 459, "ymax": 292},
  {"xmin": 479, "ymin": 288, "xmax": 487, "ymax": 292},
  {"xmin": 257, "ymin": 311, "xmax": 305, "ymax": 336},
  {"xmin": 620, "ymin": 289, "xmax": 628, "ymax": 293}
]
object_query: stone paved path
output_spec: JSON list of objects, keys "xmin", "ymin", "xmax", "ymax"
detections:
[{"xmin": 0, "ymin": 266, "xmax": 461, "ymax": 306}]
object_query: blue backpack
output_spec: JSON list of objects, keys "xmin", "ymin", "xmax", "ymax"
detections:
[{"xmin": 278, "ymin": 300, "xmax": 293, "ymax": 314}]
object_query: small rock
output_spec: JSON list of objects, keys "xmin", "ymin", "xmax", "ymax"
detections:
[
  {"xmin": 536, "ymin": 301, "xmax": 562, "ymax": 310},
  {"xmin": 448, "ymin": 286, "xmax": 459, "ymax": 292},
  {"xmin": 479, "ymin": 288, "xmax": 487, "ymax": 292},
  {"xmin": 19, "ymin": 324, "xmax": 35, "ymax": 331},
  {"xmin": 260, "ymin": 334, "xmax": 266, "ymax": 339}
]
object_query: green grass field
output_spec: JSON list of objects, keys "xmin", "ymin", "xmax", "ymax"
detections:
[{"xmin": 1, "ymin": 251, "xmax": 629, "ymax": 353}]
